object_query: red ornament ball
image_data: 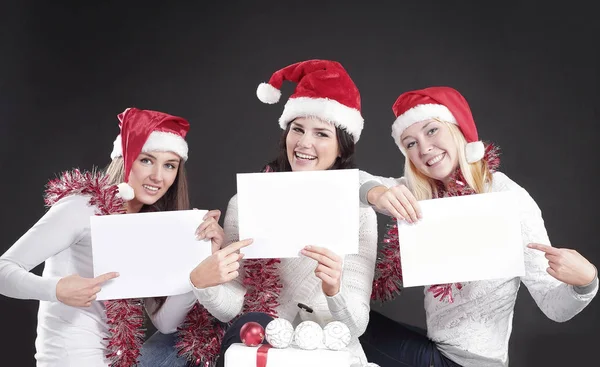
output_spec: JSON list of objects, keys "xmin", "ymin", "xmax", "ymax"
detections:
[{"xmin": 240, "ymin": 322, "xmax": 265, "ymax": 347}]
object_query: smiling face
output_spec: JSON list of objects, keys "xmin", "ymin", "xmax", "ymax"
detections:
[
  {"xmin": 126, "ymin": 151, "xmax": 181, "ymax": 211},
  {"xmin": 400, "ymin": 119, "xmax": 460, "ymax": 184},
  {"xmin": 285, "ymin": 117, "xmax": 340, "ymax": 171}
]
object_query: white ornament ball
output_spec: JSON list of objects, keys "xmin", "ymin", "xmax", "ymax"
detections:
[
  {"xmin": 323, "ymin": 321, "xmax": 351, "ymax": 350},
  {"xmin": 293, "ymin": 321, "xmax": 324, "ymax": 350},
  {"xmin": 265, "ymin": 318, "xmax": 294, "ymax": 348}
]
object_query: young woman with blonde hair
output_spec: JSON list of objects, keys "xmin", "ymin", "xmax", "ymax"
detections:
[{"xmin": 358, "ymin": 86, "xmax": 598, "ymax": 367}]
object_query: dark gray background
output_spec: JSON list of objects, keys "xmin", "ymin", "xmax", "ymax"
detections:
[{"xmin": 1, "ymin": 1, "xmax": 598, "ymax": 366}]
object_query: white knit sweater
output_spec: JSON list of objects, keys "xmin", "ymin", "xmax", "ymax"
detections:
[
  {"xmin": 363, "ymin": 171, "xmax": 598, "ymax": 367},
  {"xmin": 193, "ymin": 194, "xmax": 378, "ymax": 367}
]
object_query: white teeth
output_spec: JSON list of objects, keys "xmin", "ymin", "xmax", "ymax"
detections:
[
  {"xmin": 427, "ymin": 154, "xmax": 444, "ymax": 166},
  {"xmin": 296, "ymin": 152, "xmax": 316, "ymax": 160},
  {"xmin": 143, "ymin": 185, "xmax": 159, "ymax": 191}
]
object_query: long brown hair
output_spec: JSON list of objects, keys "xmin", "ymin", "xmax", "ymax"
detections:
[
  {"xmin": 264, "ymin": 120, "xmax": 357, "ymax": 172},
  {"xmin": 104, "ymin": 156, "xmax": 190, "ymax": 313}
]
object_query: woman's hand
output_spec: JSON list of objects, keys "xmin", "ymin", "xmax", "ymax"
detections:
[
  {"xmin": 56, "ymin": 272, "xmax": 119, "ymax": 307},
  {"xmin": 301, "ymin": 245, "xmax": 343, "ymax": 297},
  {"xmin": 367, "ymin": 184, "xmax": 422, "ymax": 223},
  {"xmin": 190, "ymin": 239, "xmax": 253, "ymax": 289},
  {"xmin": 195, "ymin": 209, "xmax": 224, "ymax": 253},
  {"xmin": 528, "ymin": 243, "xmax": 597, "ymax": 286}
]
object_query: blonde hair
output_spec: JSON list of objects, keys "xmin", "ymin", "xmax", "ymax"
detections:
[{"xmin": 404, "ymin": 120, "xmax": 492, "ymax": 200}]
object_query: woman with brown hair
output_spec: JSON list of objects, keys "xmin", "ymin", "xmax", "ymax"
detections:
[{"xmin": 0, "ymin": 108, "xmax": 213, "ymax": 367}]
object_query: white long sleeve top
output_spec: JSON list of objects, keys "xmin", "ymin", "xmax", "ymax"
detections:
[
  {"xmin": 192, "ymin": 194, "xmax": 379, "ymax": 367},
  {"xmin": 361, "ymin": 171, "xmax": 597, "ymax": 367},
  {"xmin": 0, "ymin": 194, "xmax": 197, "ymax": 367}
]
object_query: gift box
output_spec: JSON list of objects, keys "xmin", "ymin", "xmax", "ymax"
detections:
[{"xmin": 224, "ymin": 343, "xmax": 351, "ymax": 367}]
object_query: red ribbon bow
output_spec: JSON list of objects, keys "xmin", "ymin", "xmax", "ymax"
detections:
[{"xmin": 257, "ymin": 344, "xmax": 272, "ymax": 367}]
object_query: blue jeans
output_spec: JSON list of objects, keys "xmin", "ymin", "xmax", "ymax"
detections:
[
  {"xmin": 139, "ymin": 331, "xmax": 190, "ymax": 367},
  {"xmin": 358, "ymin": 311, "xmax": 462, "ymax": 367}
]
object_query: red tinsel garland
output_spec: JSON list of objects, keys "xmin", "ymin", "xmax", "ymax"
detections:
[
  {"xmin": 45, "ymin": 169, "xmax": 146, "ymax": 367},
  {"xmin": 371, "ymin": 143, "xmax": 501, "ymax": 303},
  {"xmin": 104, "ymin": 299, "xmax": 146, "ymax": 366},
  {"xmin": 175, "ymin": 304, "xmax": 225, "ymax": 367},
  {"xmin": 242, "ymin": 259, "xmax": 283, "ymax": 317}
]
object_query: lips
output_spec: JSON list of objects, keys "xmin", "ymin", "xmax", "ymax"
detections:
[
  {"xmin": 295, "ymin": 152, "xmax": 316, "ymax": 160},
  {"xmin": 142, "ymin": 184, "xmax": 160, "ymax": 195},
  {"xmin": 426, "ymin": 153, "xmax": 445, "ymax": 166}
]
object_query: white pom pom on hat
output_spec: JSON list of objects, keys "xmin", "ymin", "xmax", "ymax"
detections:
[{"xmin": 116, "ymin": 182, "xmax": 135, "ymax": 201}]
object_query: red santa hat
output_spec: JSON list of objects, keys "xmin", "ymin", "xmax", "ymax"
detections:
[
  {"xmin": 256, "ymin": 59, "xmax": 364, "ymax": 142},
  {"xmin": 110, "ymin": 107, "xmax": 190, "ymax": 200},
  {"xmin": 390, "ymin": 86, "xmax": 485, "ymax": 163}
]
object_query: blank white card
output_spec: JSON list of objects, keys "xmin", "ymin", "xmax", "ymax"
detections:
[
  {"xmin": 91, "ymin": 210, "xmax": 211, "ymax": 300},
  {"xmin": 398, "ymin": 191, "xmax": 525, "ymax": 287},
  {"xmin": 236, "ymin": 169, "xmax": 359, "ymax": 259}
]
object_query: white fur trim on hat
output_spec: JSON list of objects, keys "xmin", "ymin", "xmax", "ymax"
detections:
[
  {"xmin": 257, "ymin": 83, "xmax": 281, "ymax": 104},
  {"xmin": 465, "ymin": 141, "xmax": 485, "ymax": 163},
  {"xmin": 110, "ymin": 131, "xmax": 189, "ymax": 161},
  {"xmin": 110, "ymin": 134, "xmax": 122, "ymax": 160},
  {"xmin": 391, "ymin": 104, "xmax": 457, "ymax": 146},
  {"xmin": 278, "ymin": 96, "xmax": 364, "ymax": 142},
  {"xmin": 116, "ymin": 182, "xmax": 135, "ymax": 201}
]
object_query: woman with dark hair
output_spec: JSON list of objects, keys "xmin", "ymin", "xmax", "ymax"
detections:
[
  {"xmin": 188, "ymin": 60, "xmax": 379, "ymax": 367},
  {"xmin": 0, "ymin": 108, "xmax": 217, "ymax": 367}
]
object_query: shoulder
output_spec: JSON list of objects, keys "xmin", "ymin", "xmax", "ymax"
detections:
[
  {"xmin": 491, "ymin": 171, "xmax": 542, "ymax": 213},
  {"xmin": 52, "ymin": 194, "xmax": 96, "ymax": 211},
  {"xmin": 490, "ymin": 171, "xmax": 526, "ymax": 193},
  {"xmin": 43, "ymin": 194, "xmax": 98, "ymax": 231},
  {"xmin": 227, "ymin": 194, "xmax": 238, "ymax": 209}
]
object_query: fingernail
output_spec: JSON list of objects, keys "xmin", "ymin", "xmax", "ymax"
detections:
[{"xmin": 305, "ymin": 245, "xmax": 311, "ymax": 250}]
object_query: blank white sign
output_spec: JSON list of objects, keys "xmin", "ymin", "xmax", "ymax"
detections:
[
  {"xmin": 237, "ymin": 169, "xmax": 360, "ymax": 259},
  {"xmin": 398, "ymin": 191, "xmax": 525, "ymax": 287},
  {"xmin": 90, "ymin": 209, "xmax": 211, "ymax": 300}
]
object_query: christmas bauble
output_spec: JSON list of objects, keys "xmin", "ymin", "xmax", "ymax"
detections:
[
  {"xmin": 323, "ymin": 321, "xmax": 351, "ymax": 350},
  {"xmin": 240, "ymin": 322, "xmax": 265, "ymax": 347},
  {"xmin": 265, "ymin": 318, "xmax": 294, "ymax": 348},
  {"xmin": 293, "ymin": 321, "xmax": 323, "ymax": 350}
]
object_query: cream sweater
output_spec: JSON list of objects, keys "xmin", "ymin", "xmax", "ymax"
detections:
[
  {"xmin": 362, "ymin": 171, "xmax": 598, "ymax": 367},
  {"xmin": 193, "ymin": 194, "xmax": 378, "ymax": 367}
]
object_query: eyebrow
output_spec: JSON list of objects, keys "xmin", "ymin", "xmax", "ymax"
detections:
[
  {"xmin": 291, "ymin": 121, "xmax": 335, "ymax": 134},
  {"xmin": 315, "ymin": 126, "xmax": 335, "ymax": 133},
  {"xmin": 401, "ymin": 121, "xmax": 435, "ymax": 142},
  {"xmin": 140, "ymin": 152, "xmax": 180, "ymax": 163}
]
